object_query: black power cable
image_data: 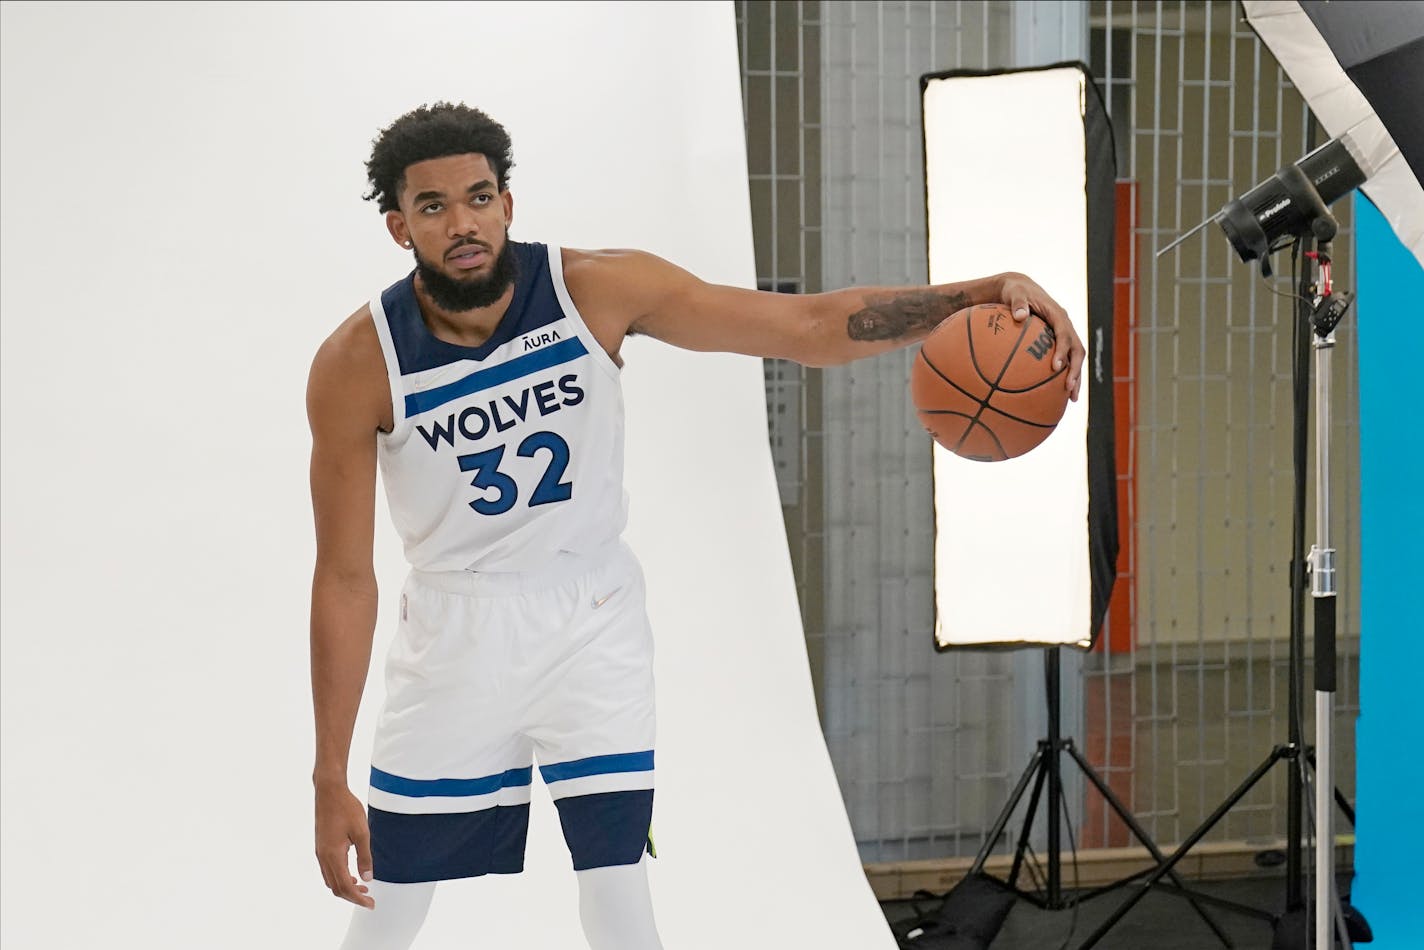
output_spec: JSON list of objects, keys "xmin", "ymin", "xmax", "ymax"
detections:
[{"xmin": 1054, "ymin": 784, "xmax": 1081, "ymax": 950}]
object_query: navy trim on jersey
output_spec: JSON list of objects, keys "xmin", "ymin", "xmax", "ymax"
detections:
[
  {"xmin": 553, "ymin": 790, "xmax": 655, "ymax": 871},
  {"xmin": 369, "ymin": 804, "xmax": 530, "ymax": 882},
  {"xmin": 380, "ymin": 241, "xmax": 565, "ymax": 376},
  {"xmin": 370, "ymin": 765, "xmax": 533, "ymax": 798},
  {"xmin": 404, "ymin": 336, "xmax": 589, "ymax": 418},
  {"xmin": 539, "ymin": 750, "xmax": 655, "ymax": 784}
]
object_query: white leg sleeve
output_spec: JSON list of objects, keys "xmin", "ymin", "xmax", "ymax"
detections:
[
  {"xmin": 337, "ymin": 879, "xmax": 437, "ymax": 950},
  {"xmin": 576, "ymin": 856, "xmax": 664, "ymax": 950}
]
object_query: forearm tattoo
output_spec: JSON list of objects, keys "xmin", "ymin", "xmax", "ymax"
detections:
[{"xmin": 846, "ymin": 289, "xmax": 971, "ymax": 342}]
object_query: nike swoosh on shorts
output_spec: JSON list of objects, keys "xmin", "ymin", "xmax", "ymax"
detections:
[{"xmin": 591, "ymin": 587, "xmax": 623, "ymax": 609}]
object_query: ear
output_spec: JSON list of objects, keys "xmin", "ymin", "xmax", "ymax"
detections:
[
  {"xmin": 501, "ymin": 189, "xmax": 514, "ymax": 230},
  {"xmin": 385, "ymin": 210, "xmax": 412, "ymax": 248}
]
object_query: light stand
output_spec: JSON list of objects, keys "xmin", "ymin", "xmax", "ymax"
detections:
[
  {"xmin": 1300, "ymin": 222, "xmax": 1366, "ymax": 950},
  {"xmin": 1306, "ymin": 239, "xmax": 1351, "ymax": 950},
  {"xmin": 956, "ymin": 647, "xmax": 1240, "ymax": 948},
  {"xmin": 1081, "ymin": 165, "xmax": 1369, "ymax": 950}
]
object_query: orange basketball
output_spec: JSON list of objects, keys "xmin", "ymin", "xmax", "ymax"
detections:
[{"xmin": 911, "ymin": 302, "xmax": 1069, "ymax": 461}]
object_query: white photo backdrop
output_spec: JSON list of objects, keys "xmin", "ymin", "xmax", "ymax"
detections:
[{"xmin": 0, "ymin": 3, "xmax": 894, "ymax": 947}]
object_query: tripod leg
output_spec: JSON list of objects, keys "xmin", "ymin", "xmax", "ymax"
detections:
[
  {"xmin": 1329, "ymin": 872, "xmax": 1355, "ymax": 950},
  {"xmin": 970, "ymin": 743, "xmax": 1047, "ymax": 875},
  {"xmin": 1304, "ymin": 748, "xmax": 1358, "ymax": 827},
  {"xmin": 1334, "ymin": 786, "xmax": 1356, "ymax": 827},
  {"xmin": 1008, "ymin": 758, "xmax": 1050, "ymax": 890},
  {"xmin": 1066, "ymin": 743, "xmax": 1234, "ymax": 948},
  {"xmin": 1076, "ymin": 747, "xmax": 1285, "ymax": 950}
]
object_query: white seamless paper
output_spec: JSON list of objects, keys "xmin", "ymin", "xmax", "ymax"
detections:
[{"xmin": 0, "ymin": 3, "xmax": 894, "ymax": 947}]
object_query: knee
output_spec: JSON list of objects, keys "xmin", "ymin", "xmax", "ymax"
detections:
[{"xmin": 577, "ymin": 859, "xmax": 663, "ymax": 950}]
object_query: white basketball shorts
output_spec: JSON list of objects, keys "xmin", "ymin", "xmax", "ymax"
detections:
[{"xmin": 364, "ymin": 540, "xmax": 656, "ymax": 883}]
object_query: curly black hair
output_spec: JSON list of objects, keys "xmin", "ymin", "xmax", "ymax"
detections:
[{"xmin": 363, "ymin": 102, "xmax": 515, "ymax": 213}]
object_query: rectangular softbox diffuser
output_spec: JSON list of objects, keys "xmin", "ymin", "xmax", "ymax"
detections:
[{"xmin": 921, "ymin": 63, "xmax": 1117, "ymax": 651}]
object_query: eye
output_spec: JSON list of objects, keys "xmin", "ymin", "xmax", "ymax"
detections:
[
  {"xmin": 420, "ymin": 202, "xmax": 443, "ymax": 214},
  {"xmin": 473, "ymin": 193, "xmax": 493, "ymax": 205}
]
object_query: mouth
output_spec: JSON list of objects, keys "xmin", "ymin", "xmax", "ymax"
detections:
[{"xmin": 446, "ymin": 244, "xmax": 490, "ymax": 270}]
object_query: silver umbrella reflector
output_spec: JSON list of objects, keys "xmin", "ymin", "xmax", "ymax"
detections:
[
  {"xmin": 1160, "ymin": 3, "xmax": 1423, "ymax": 268},
  {"xmin": 1241, "ymin": 0, "xmax": 1424, "ymax": 265}
]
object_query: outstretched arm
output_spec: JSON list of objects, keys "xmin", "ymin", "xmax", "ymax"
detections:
[{"xmin": 564, "ymin": 249, "xmax": 1084, "ymax": 399}]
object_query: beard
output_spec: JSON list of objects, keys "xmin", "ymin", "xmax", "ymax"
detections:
[{"xmin": 413, "ymin": 238, "xmax": 519, "ymax": 312}]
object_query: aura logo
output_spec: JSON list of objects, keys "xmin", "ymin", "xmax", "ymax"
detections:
[{"xmin": 521, "ymin": 329, "xmax": 563, "ymax": 351}]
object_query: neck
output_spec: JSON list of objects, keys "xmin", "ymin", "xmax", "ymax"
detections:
[{"xmin": 413, "ymin": 273, "xmax": 516, "ymax": 348}]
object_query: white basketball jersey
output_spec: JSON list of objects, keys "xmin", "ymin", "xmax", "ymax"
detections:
[{"xmin": 369, "ymin": 242, "xmax": 629, "ymax": 572}]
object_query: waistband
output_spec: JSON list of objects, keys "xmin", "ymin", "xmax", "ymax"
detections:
[{"xmin": 410, "ymin": 539, "xmax": 629, "ymax": 596}]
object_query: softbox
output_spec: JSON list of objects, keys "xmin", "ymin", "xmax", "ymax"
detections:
[
  {"xmin": 920, "ymin": 63, "xmax": 1117, "ymax": 651},
  {"xmin": 1242, "ymin": 0, "xmax": 1424, "ymax": 266}
]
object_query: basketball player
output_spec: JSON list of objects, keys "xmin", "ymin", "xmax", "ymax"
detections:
[{"xmin": 309, "ymin": 102, "xmax": 1084, "ymax": 950}]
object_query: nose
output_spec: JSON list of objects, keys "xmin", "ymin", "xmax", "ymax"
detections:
[{"xmin": 446, "ymin": 201, "xmax": 481, "ymax": 237}]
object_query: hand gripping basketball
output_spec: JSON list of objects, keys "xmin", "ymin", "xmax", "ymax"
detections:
[
  {"xmin": 911, "ymin": 302, "xmax": 1070, "ymax": 461},
  {"xmin": 998, "ymin": 271, "xmax": 1084, "ymax": 401}
]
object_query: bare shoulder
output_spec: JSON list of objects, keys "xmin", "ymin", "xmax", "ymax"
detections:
[
  {"xmin": 559, "ymin": 246, "xmax": 656, "ymax": 281},
  {"xmin": 307, "ymin": 305, "xmax": 392, "ymax": 435},
  {"xmin": 560, "ymin": 246, "xmax": 686, "ymax": 289},
  {"xmin": 560, "ymin": 247, "xmax": 692, "ymax": 337}
]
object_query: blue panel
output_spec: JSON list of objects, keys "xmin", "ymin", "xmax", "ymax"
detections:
[
  {"xmin": 404, "ymin": 336, "xmax": 589, "ymax": 417},
  {"xmin": 1353, "ymin": 194, "xmax": 1424, "ymax": 946},
  {"xmin": 370, "ymin": 765, "xmax": 532, "ymax": 798},
  {"xmin": 538, "ymin": 750, "xmax": 655, "ymax": 783},
  {"xmin": 552, "ymin": 790, "xmax": 654, "ymax": 871},
  {"xmin": 368, "ymin": 803, "xmax": 530, "ymax": 883}
]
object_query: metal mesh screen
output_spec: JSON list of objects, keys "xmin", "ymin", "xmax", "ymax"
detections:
[
  {"xmin": 741, "ymin": 0, "xmax": 1021, "ymax": 864},
  {"xmin": 1085, "ymin": 0, "xmax": 1360, "ymax": 849},
  {"xmin": 818, "ymin": 0, "xmax": 1020, "ymax": 865},
  {"xmin": 735, "ymin": 0, "xmax": 830, "ymax": 717},
  {"xmin": 737, "ymin": 0, "xmax": 1360, "ymax": 864}
]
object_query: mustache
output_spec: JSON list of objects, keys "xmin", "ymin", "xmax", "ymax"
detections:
[{"xmin": 445, "ymin": 238, "xmax": 491, "ymax": 258}]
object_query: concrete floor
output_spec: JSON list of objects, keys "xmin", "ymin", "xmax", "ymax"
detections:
[{"xmin": 880, "ymin": 875, "xmax": 1359, "ymax": 949}]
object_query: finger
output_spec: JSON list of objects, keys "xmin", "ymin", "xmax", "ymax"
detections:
[
  {"xmin": 338, "ymin": 845, "xmax": 374, "ymax": 909},
  {"xmin": 339, "ymin": 872, "xmax": 375, "ymax": 909},
  {"xmin": 1039, "ymin": 308, "xmax": 1081, "ymax": 398},
  {"xmin": 354, "ymin": 825, "xmax": 375, "ymax": 887},
  {"xmin": 319, "ymin": 849, "xmax": 347, "ymax": 897},
  {"xmin": 1043, "ymin": 307, "xmax": 1076, "ymax": 371},
  {"xmin": 1011, "ymin": 300, "xmax": 1030, "ymax": 323},
  {"xmin": 1052, "ymin": 328, "xmax": 1069, "ymax": 373},
  {"xmin": 1067, "ymin": 340, "xmax": 1085, "ymax": 401},
  {"xmin": 317, "ymin": 846, "xmax": 341, "ymax": 890},
  {"xmin": 349, "ymin": 883, "xmax": 374, "ymax": 910},
  {"xmin": 320, "ymin": 846, "xmax": 374, "ymax": 909}
]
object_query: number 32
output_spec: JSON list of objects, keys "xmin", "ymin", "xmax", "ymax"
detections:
[{"xmin": 456, "ymin": 431, "xmax": 573, "ymax": 516}]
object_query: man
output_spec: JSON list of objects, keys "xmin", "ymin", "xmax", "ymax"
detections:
[{"xmin": 309, "ymin": 102, "xmax": 1083, "ymax": 950}]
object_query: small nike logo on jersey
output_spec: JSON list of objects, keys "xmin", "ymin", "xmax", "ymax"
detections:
[{"xmin": 591, "ymin": 587, "xmax": 622, "ymax": 609}]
